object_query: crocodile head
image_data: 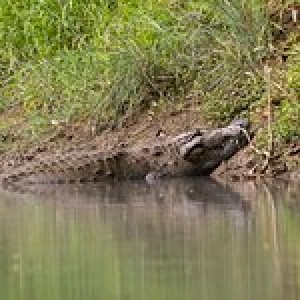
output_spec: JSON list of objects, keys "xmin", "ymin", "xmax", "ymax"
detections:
[{"xmin": 177, "ymin": 118, "xmax": 250, "ymax": 174}]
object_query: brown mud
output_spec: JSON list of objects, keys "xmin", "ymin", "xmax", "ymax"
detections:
[
  {"xmin": 0, "ymin": 109, "xmax": 204, "ymax": 173},
  {"xmin": 0, "ymin": 108, "xmax": 298, "ymax": 184}
]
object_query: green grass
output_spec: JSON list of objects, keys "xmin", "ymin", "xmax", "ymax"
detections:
[
  {"xmin": 0, "ymin": 0, "xmax": 298, "ymax": 146},
  {"xmin": 1, "ymin": 0, "xmax": 207, "ymax": 126},
  {"xmin": 273, "ymin": 44, "xmax": 300, "ymax": 142}
]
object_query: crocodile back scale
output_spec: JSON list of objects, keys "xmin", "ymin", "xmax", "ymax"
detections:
[{"xmin": 1, "ymin": 120, "xmax": 249, "ymax": 186}]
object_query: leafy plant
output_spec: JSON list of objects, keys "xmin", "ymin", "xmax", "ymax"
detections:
[
  {"xmin": 274, "ymin": 99, "xmax": 300, "ymax": 141},
  {"xmin": 273, "ymin": 44, "xmax": 300, "ymax": 142}
]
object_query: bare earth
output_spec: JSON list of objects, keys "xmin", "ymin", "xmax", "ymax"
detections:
[{"xmin": 0, "ymin": 108, "xmax": 299, "ymax": 183}]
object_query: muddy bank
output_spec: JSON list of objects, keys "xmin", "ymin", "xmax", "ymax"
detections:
[
  {"xmin": 0, "ymin": 110, "xmax": 205, "ymax": 174},
  {"xmin": 0, "ymin": 109, "xmax": 299, "ymax": 185},
  {"xmin": 0, "ymin": 118, "xmax": 250, "ymax": 185},
  {"xmin": 213, "ymin": 141, "xmax": 300, "ymax": 182}
]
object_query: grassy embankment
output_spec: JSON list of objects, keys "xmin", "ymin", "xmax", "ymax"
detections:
[{"xmin": 0, "ymin": 0, "xmax": 299, "ymax": 163}]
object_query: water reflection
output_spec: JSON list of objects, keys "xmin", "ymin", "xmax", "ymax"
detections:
[{"xmin": 0, "ymin": 178, "xmax": 299, "ymax": 300}]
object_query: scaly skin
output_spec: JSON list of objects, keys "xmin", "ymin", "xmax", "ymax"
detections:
[{"xmin": 1, "ymin": 120, "xmax": 249, "ymax": 186}]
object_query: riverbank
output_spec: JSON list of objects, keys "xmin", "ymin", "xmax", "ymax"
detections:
[
  {"xmin": 0, "ymin": 1, "xmax": 299, "ymax": 183},
  {"xmin": 0, "ymin": 106, "xmax": 298, "ymax": 183}
]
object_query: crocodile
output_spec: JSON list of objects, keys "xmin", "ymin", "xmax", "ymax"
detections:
[{"xmin": 1, "ymin": 119, "xmax": 249, "ymax": 186}]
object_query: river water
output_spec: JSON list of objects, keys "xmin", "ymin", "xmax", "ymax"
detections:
[{"xmin": 0, "ymin": 178, "xmax": 299, "ymax": 300}]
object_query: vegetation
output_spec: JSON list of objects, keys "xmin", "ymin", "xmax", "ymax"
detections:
[
  {"xmin": 0, "ymin": 0, "xmax": 299, "ymax": 151},
  {"xmin": 274, "ymin": 44, "xmax": 300, "ymax": 142}
]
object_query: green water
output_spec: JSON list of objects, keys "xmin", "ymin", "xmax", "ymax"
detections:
[{"xmin": 0, "ymin": 179, "xmax": 299, "ymax": 300}]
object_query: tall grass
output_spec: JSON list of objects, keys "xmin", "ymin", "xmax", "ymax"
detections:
[
  {"xmin": 273, "ymin": 44, "xmax": 300, "ymax": 142},
  {"xmin": 188, "ymin": 0, "xmax": 271, "ymax": 123},
  {"xmin": 0, "ymin": 0, "xmax": 297, "ymax": 142},
  {"xmin": 1, "ymin": 0, "xmax": 208, "ymax": 131}
]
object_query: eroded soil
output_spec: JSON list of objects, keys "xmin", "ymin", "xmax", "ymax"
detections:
[{"xmin": 0, "ymin": 107, "xmax": 299, "ymax": 183}]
